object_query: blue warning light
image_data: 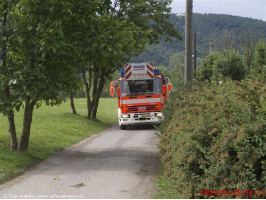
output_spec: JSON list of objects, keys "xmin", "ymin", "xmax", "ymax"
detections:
[{"xmin": 155, "ymin": 69, "xmax": 160, "ymax": 74}]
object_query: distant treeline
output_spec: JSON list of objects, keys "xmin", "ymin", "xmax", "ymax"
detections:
[{"xmin": 131, "ymin": 13, "xmax": 266, "ymax": 67}]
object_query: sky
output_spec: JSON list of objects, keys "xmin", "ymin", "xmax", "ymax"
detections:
[{"xmin": 171, "ymin": 0, "xmax": 266, "ymax": 21}]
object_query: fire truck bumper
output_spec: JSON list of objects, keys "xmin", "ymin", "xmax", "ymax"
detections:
[{"xmin": 118, "ymin": 112, "xmax": 164, "ymax": 126}]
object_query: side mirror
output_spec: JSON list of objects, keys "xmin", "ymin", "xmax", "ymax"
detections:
[
  {"xmin": 167, "ymin": 83, "xmax": 172, "ymax": 92},
  {"xmin": 110, "ymin": 81, "xmax": 116, "ymax": 97}
]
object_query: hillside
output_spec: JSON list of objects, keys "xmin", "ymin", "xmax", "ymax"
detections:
[{"xmin": 131, "ymin": 13, "xmax": 266, "ymax": 67}]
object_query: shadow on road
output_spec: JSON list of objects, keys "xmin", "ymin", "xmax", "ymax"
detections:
[
  {"xmin": 127, "ymin": 124, "xmax": 158, "ymax": 130},
  {"xmin": 48, "ymin": 148, "xmax": 160, "ymax": 176}
]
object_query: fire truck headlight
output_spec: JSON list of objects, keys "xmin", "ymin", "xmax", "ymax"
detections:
[
  {"xmin": 156, "ymin": 113, "xmax": 163, "ymax": 117},
  {"xmin": 121, "ymin": 114, "xmax": 130, "ymax": 118}
]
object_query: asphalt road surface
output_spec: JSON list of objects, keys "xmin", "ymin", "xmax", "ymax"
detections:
[{"xmin": 0, "ymin": 124, "xmax": 161, "ymax": 199}]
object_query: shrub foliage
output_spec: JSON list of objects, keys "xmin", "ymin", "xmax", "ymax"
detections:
[
  {"xmin": 196, "ymin": 52, "xmax": 220, "ymax": 81},
  {"xmin": 196, "ymin": 49, "xmax": 247, "ymax": 82},
  {"xmin": 158, "ymin": 73, "xmax": 265, "ymax": 198},
  {"xmin": 213, "ymin": 49, "xmax": 247, "ymax": 81}
]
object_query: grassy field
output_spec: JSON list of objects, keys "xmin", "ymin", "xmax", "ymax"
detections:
[{"xmin": 0, "ymin": 98, "xmax": 117, "ymax": 183}]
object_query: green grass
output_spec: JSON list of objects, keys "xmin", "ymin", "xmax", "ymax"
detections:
[
  {"xmin": 153, "ymin": 173, "xmax": 180, "ymax": 199},
  {"xmin": 0, "ymin": 98, "xmax": 117, "ymax": 183}
]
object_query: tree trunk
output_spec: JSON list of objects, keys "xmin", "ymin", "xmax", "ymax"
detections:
[
  {"xmin": 81, "ymin": 69, "xmax": 92, "ymax": 118},
  {"xmin": 81, "ymin": 65, "xmax": 105, "ymax": 119},
  {"xmin": 7, "ymin": 100, "xmax": 18, "ymax": 150},
  {"xmin": 69, "ymin": 91, "xmax": 77, "ymax": 115},
  {"xmin": 91, "ymin": 74, "xmax": 105, "ymax": 119},
  {"xmin": 5, "ymin": 82, "xmax": 17, "ymax": 152},
  {"xmin": 17, "ymin": 94, "xmax": 39, "ymax": 151},
  {"xmin": 4, "ymin": 46, "xmax": 17, "ymax": 151},
  {"xmin": 2, "ymin": 10, "xmax": 18, "ymax": 150},
  {"xmin": 7, "ymin": 109, "xmax": 18, "ymax": 150},
  {"xmin": 18, "ymin": 97, "xmax": 31, "ymax": 151},
  {"xmin": 90, "ymin": 67, "xmax": 99, "ymax": 119}
]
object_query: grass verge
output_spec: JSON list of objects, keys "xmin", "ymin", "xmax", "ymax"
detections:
[
  {"xmin": 153, "ymin": 173, "xmax": 179, "ymax": 199},
  {"xmin": 0, "ymin": 98, "xmax": 117, "ymax": 183}
]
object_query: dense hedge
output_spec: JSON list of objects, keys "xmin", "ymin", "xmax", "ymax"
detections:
[{"xmin": 158, "ymin": 72, "xmax": 265, "ymax": 198}]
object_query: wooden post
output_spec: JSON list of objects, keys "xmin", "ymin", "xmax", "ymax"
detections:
[
  {"xmin": 194, "ymin": 31, "xmax": 197, "ymax": 79},
  {"xmin": 185, "ymin": 0, "xmax": 193, "ymax": 87}
]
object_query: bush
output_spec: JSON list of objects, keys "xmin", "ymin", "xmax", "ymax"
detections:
[
  {"xmin": 214, "ymin": 49, "xmax": 247, "ymax": 81},
  {"xmin": 196, "ymin": 50, "xmax": 248, "ymax": 82},
  {"xmin": 158, "ymin": 72, "xmax": 265, "ymax": 198},
  {"xmin": 196, "ymin": 52, "xmax": 220, "ymax": 81}
]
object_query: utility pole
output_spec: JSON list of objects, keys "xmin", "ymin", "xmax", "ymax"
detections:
[
  {"xmin": 185, "ymin": 0, "xmax": 193, "ymax": 87},
  {"xmin": 194, "ymin": 32, "xmax": 197, "ymax": 79},
  {"xmin": 209, "ymin": 41, "xmax": 214, "ymax": 53}
]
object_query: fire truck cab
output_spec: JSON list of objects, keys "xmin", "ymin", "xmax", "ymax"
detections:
[{"xmin": 110, "ymin": 62, "xmax": 172, "ymax": 130}]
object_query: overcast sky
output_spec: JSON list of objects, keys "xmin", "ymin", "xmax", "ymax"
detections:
[{"xmin": 171, "ymin": 0, "xmax": 266, "ymax": 21}]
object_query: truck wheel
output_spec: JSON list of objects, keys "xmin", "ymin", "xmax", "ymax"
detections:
[{"xmin": 120, "ymin": 125, "xmax": 127, "ymax": 130}]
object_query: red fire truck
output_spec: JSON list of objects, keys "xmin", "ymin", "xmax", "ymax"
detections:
[{"xmin": 110, "ymin": 62, "xmax": 172, "ymax": 130}]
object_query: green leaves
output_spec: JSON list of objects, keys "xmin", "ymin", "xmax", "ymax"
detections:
[
  {"xmin": 255, "ymin": 37, "xmax": 266, "ymax": 70},
  {"xmin": 1, "ymin": 0, "xmax": 182, "ymax": 149},
  {"xmin": 214, "ymin": 49, "xmax": 247, "ymax": 81},
  {"xmin": 158, "ymin": 72, "xmax": 266, "ymax": 198},
  {"xmin": 196, "ymin": 50, "xmax": 247, "ymax": 82},
  {"xmin": 0, "ymin": 0, "xmax": 22, "ymax": 115},
  {"xmin": 71, "ymin": 183, "xmax": 86, "ymax": 188},
  {"xmin": 196, "ymin": 52, "xmax": 220, "ymax": 81}
]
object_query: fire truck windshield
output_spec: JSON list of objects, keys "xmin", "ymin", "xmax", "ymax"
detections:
[{"xmin": 120, "ymin": 77, "xmax": 162, "ymax": 96}]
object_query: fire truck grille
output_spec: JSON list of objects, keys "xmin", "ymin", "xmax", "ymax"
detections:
[
  {"xmin": 126, "ymin": 105, "xmax": 158, "ymax": 113},
  {"xmin": 133, "ymin": 113, "xmax": 152, "ymax": 121}
]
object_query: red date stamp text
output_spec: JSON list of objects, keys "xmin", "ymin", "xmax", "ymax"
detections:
[{"xmin": 200, "ymin": 189, "xmax": 265, "ymax": 196}]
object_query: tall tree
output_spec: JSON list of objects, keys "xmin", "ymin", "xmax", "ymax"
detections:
[
  {"xmin": 241, "ymin": 32, "xmax": 259, "ymax": 71},
  {"xmin": 221, "ymin": 29, "xmax": 237, "ymax": 49},
  {"xmin": 113, "ymin": 0, "xmax": 182, "ymax": 43},
  {"xmin": 255, "ymin": 36, "xmax": 266, "ymax": 71},
  {"xmin": 80, "ymin": 0, "xmax": 182, "ymax": 119},
  {"xmin": 8, "ymin": 0, "xmax": 82, "ymax": 151},
  {"xmin": 169, "ymin": 52, "xmax": 185, "ymax": 88},
  {"xmin": 0, "ymin": 0, "xmax": 20, "ymax": 150},
  {"xmin": 80, "ymin": 15, "xmax": 147, "ymax": 119}
]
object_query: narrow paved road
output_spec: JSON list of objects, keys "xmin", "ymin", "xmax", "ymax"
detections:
[{"xmin": 0, "ymin": 124, "xmax": 160, "ymax": 199}]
